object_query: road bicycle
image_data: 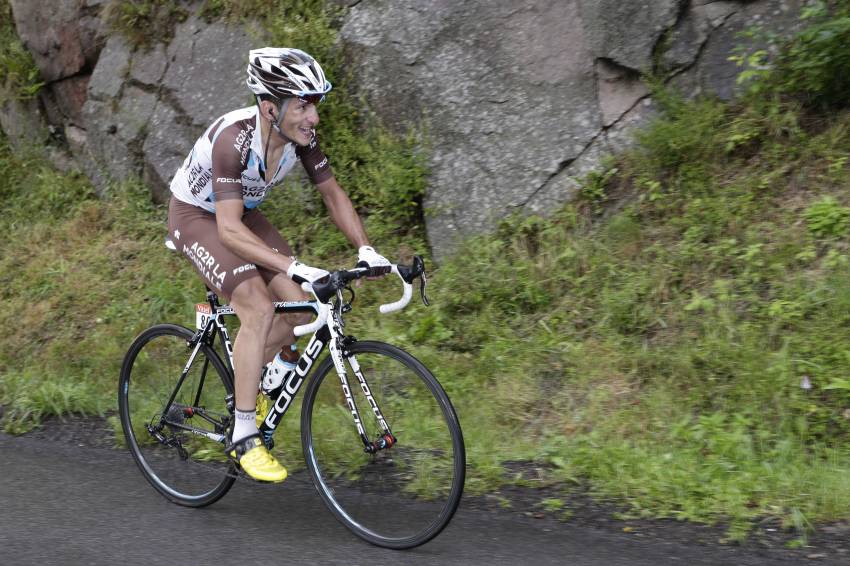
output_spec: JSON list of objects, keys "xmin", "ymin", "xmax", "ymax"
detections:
[{"xmin": 118, "ymin": 253, "xmax": 465, "ymax": 549}]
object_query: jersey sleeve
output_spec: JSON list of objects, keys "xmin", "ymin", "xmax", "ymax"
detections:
[
  {"xmin": 296, "ymin": 132, "xmax": 333, "ymax": 185},
  {"xmin": 210, "ymin": 119, "xmax": 254, "ymax": 202}
]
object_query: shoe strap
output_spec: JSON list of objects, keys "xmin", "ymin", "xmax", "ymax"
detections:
[{"xmin": 225, "ymin": 434, "xmax": 263, "ymax": 458}]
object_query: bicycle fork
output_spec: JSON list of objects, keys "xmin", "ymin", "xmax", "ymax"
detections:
[{"xmin": 329, "ymin": 339, "xmax": 396, "ymax": 454}]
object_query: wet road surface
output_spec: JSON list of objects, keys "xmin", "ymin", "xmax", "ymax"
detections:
[{"xmin": 0, "ymin": 432, "xmax": 841, "ymax": 565}]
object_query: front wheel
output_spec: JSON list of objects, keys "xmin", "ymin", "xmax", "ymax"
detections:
[{"xmin": 301, "ymin": 340, "xmax": 465, "ymax": 549}]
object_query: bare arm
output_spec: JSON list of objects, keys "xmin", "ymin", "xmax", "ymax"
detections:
[
  {"xmin": 216, "ymin": 199, "xmax": 293, "ymax": 274},
  {"xmin": 315, "ymin": 175, "xmax": 370, "ymax": 249}
]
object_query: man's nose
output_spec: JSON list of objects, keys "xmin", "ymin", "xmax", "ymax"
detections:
[{"xmin": 307, "ymin": 105, "xmax": 319, "ymax": 126}]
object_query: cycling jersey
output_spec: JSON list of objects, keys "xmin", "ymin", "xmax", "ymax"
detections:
[{"xmin": 170, "ymin": 105, "xmax": 333, "ymax": 213}]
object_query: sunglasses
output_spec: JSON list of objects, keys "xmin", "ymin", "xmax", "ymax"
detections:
[{"xmin": 297, "ymin": 93, "xmax": 326, "ymax": 106}]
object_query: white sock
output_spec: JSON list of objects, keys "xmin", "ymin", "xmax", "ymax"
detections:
[{"xmin": 232, "ymin": 408, "xmax": 258, "ymax": 443}]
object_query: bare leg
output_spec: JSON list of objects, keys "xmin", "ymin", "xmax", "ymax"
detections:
[
  {"xmin": 229, "ymin": 277, "xmax": 275, "ymax": 411},
  {"xmin": 261, "ymin": 273, "xmax": 312, "ymax": 362},
  {"xmin": 225, "ymin": 276, "xmax": 287, "ymax": 481}
]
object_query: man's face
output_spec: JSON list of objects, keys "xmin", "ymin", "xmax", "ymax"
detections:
[{"xmin": 279, "ymin": 98, "xmax": 320, "ymax": 146}]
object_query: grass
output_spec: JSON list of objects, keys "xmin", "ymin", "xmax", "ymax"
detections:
[
  {"xmin": 101, "ymin": 1, "xmax": 189, "ymax": 49},
  {"xmin": 0, "ymin": 0, "xmax": 42, "ymax": 101},
  {"xmin": 3, "ymin": 0, "xmax": 850, "ymax": 544},
  {"xmin": 0, "ymin": 144, "xmax": 197, "ymax": 432}
]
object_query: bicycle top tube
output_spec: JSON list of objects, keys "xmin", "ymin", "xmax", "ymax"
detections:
[
  {"xmin": 200, "ymin": 286, "xmax": 319, "ymax": 315},
  {"xmin": 212, "ymin": 301, "xmax": 320, "ymax": 317}
]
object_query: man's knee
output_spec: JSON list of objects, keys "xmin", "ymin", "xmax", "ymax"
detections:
[
  {"xmin": 282, "ymin": 311, "xmax": 312, "ymax": 328},
  {"xmin": 231, "ymin": 278, "xmax": 275, "ymax": 329}
]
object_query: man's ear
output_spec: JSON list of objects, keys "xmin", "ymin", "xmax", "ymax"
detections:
[{"xmin": 259, "ymin": 100, "xmax": 274, "ymax": 121}]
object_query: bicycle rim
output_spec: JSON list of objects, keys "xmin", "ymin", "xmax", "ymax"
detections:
[
  {"xmin": 302, "ymin": 341, "xmax": 465, "ymax": 549},
  {"xmin": 119, "ymin": 324, "xmax": 236, "ymax": 506}
]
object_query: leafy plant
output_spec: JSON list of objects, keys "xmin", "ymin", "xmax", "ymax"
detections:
[
  {"xmin": 101, "ymin": 0, "xmax": 189, "ymax": 48},
  {"xmin": 804, "ymin": 196, "xmax": 850, "ymax": 239},
  {"xmin": 0, "ymin": 0, "xmax": 43, "ymax": 101},
  {"xmin": 578, "ymin": 165, "xmax": 619, "ymax": 214},
  {"xmin": 773, "ymin": 2, "xmax": 850, "ymax": 108},
  {"xmin": 733, "ymin": 1, "xmax": 850, "ymax": 108}
]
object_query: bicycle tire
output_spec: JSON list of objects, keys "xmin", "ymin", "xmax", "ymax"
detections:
[
  {"xmin": 119, "ymin": 323, "xmax": 236, "ymax": 507},
  {"xmin": 301, "ymin": 340, "xmax": 465, "ymax": 549}
]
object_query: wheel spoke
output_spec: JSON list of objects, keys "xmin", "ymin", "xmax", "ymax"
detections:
[{"xmin": 303, "ymin": 341, "xmax": 465, "ymax": 549}]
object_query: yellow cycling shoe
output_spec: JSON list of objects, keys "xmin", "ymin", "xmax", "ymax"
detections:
[
  {"xmin": 256, "ymin": 392, "xmax": 271, "ymax": 429},
  {"xmin": 227, "ymin": 435, "xmax": 287, "ymax": 483}
]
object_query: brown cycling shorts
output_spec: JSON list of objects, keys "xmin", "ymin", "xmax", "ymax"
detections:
[{"xmin": 167, "ymin": 197, "xmax": 293, "ymax": 298}]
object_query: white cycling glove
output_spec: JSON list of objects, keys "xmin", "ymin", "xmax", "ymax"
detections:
[
  {"xmin": 286, "ymin": 261, "xmax": 330, "ymax": 285},
  {"xmin": 357, "ymin": 246, "xmax": 392, "ymax": 276}
]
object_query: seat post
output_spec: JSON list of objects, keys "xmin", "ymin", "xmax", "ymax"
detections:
[{"xmin": 206, "ymin": 288, "xmax": 221, "ymax": 310}]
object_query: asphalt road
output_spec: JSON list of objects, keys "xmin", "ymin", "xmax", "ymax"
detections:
[{"xmin": 0, "ymin": 432, "xmax": 840, "ymax": 566}]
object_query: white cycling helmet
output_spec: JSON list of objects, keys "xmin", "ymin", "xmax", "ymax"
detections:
[{"xmin": 246, "ymin": 47, "xmax": 332, "ymax": 102}]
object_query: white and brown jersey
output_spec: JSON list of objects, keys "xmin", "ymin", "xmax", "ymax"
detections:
[{"xmin": 169, "ymin": 105, "xmax": 333, "ymax": 213}]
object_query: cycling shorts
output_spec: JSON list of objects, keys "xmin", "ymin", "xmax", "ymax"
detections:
[{"xmin": 167, "ymin": 197, "xmax": 293, "ymax": 298}]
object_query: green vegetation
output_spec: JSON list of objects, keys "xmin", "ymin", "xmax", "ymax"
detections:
[
  {"xmin": 0, "ymin": 0, "xmax": 42, "ymax": 101},
  {"xmin": 0, "ymin": 150, "xmax": 192, "ymax": 431},
  {"xmin": 733, "ymin": 0, "xmax": 850, "ymax": 109},
  {"xmin": 101, "ymin": 0, "xmax": 189, "ymax": 49},
  {"xmin": 4, "ymin": 0, "xmax": 850, "ymax": 545}
]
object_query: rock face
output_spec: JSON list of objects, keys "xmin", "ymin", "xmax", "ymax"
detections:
[
  {"xmin": 0, "ymin": 96, "xmax": 48, "ymax": 148},
  {"xmin": 8, "ymin": 0, "xmax": 106, "ymax": 130},
  {"xmin": 10, "ymin": 0, "xmax": 104, "ymax": 84},
  {"xmin": 1, "ymin": 0, "xmax": 808, "ymax": 258},
  {"xmin": 341, "ymin": 0, "xmax": 805, "ymax": 258},
  {"xmin": 73, "ymin": 13, "xmax": 257, "ymax": 200},
  {"xmin": 1, "ymin": 0, "xmax": 108, "ymax": 171},
  {"xmin": 682, "ymin": 0, "xmax": 806, "ymax": 100},
  {"xmin": 343, "ymin": 0, "xmax": 602, "ymax": 255},
  {"xmin": 2, "ymin": 3, "xmax": 257, "ymax": 200}
]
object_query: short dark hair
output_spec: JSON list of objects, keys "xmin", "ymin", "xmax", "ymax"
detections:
[{"xmin": 256, "ymin": 93, "xmax": 283, "ymax": 105}]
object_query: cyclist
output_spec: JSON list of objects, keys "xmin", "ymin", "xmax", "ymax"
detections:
[{"xmin": 167, "ymin": 47, "xmax": 391, "ymax": 482}]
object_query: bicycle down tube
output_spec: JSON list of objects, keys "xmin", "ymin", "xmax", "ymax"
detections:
[
  {"xmin": 187, "ymin": 294, "xmax": 392, "ymax": 453},
  {"xmin": 256, "ymin": 317, "xmax": 393, "ymax": 452},
  {"xmin": 258, "ymin": 325, "xmax": 330, "ymax": 442},
  {"xmin": 154, "ymin": 297, "xmax": 316, "ymax": 445}
]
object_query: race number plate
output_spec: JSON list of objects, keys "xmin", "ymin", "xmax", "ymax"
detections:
[{"xmin": 195, "ymin": 303, "xmax": 212, "ymax": 330}]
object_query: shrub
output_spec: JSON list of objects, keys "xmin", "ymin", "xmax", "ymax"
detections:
[
  {"xmin": 734, "ymin": 1, "xmax": 850, "ymax": 109},
  {"xmin": 101, "ymin": 0, "xmax": 188, "ymax": 49},
  {"xmin": 0, "ymin": 0, "xmax": 42, "ymax": 101},
  {"xmin": 804, "ymin": 196, "xmax": 850, "ymax": 239}
]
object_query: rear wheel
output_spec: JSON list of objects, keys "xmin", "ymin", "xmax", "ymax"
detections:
[
  {"xmin": 301, "ymin": 341, "xmax": 465, "ymax": 549},
  {"xmin": 119, "ymin": 324, "xmax": 236, "ymax": 506}
]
